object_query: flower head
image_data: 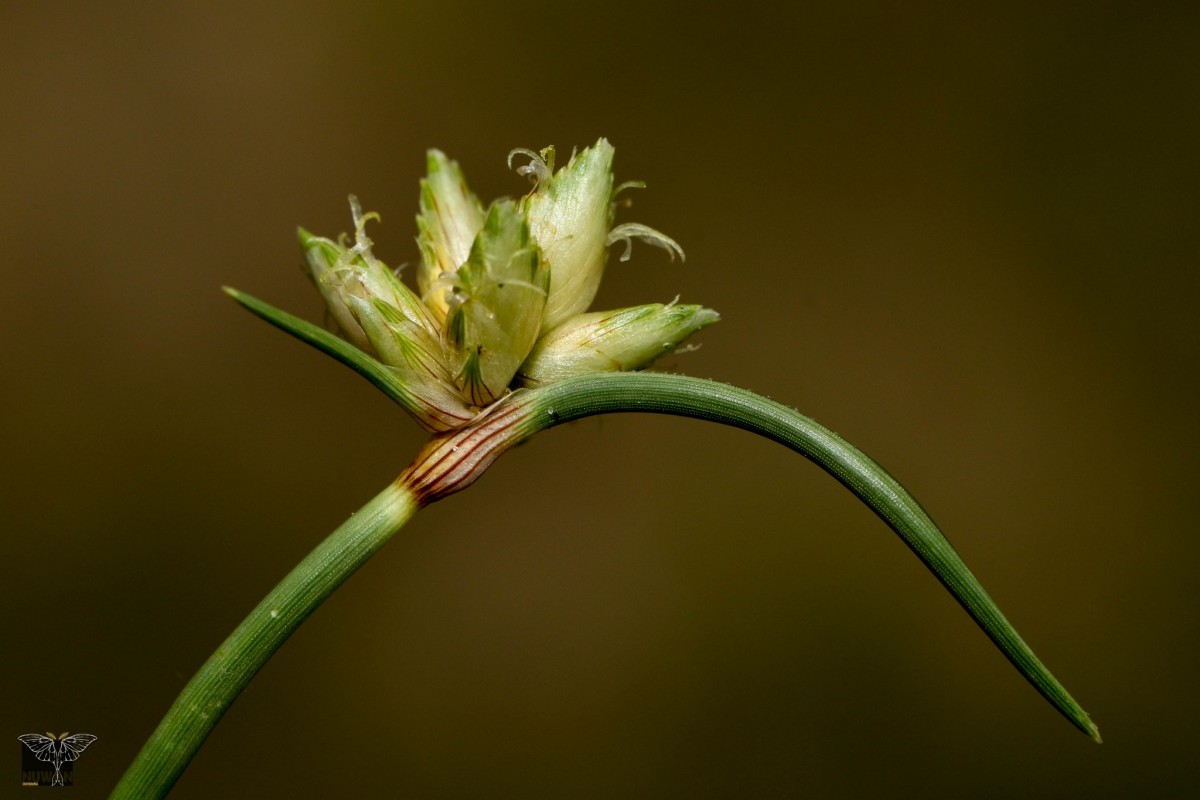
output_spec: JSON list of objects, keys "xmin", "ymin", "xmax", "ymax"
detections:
[{"xmin": 300, "ymin": 139, "xmax": 717, "ymax": 431}]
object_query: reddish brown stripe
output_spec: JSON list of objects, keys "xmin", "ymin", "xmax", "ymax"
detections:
[{"xmin": 400, "ymin": 397, "xmax": 535, "ymax": 504}]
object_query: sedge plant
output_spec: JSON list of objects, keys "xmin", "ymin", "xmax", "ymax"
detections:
[{"xmin": 112, "ymin": 139, "xmax": 1099, "ymax": 798}]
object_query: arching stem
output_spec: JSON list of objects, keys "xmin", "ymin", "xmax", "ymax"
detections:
[{"xmin": 112, "ymin": 370, "xmax": 1097, "ymax": 798}]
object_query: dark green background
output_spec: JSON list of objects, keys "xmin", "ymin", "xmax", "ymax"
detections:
[{"xmin": 2, "ymin": 2, "xmax": 1196, "ymax": 797}]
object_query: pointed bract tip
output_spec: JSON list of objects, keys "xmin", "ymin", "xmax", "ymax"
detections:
[{"xmin": 426, "ymin": 149, "xmax": 450, "ymax": 172}]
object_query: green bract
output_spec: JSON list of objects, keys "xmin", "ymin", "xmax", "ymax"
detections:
[{"xmin": 301, "ymin": 138, "xmax": 715, "ymax": 431}]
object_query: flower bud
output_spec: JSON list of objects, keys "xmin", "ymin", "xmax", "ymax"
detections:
[
  {"xmin": 518, "ymin": 138, "xmax": 615, "ymax": 329},
  {"xmin": 416, "ymin": 150, "xmax": 485, "ymax": 324},
  {"xmin": 302, "ymin": 200, "xmax": 475, "ymax": 431},
  {"xmin": 446, "ymin": 200, "xmax": 549, "ymax": 405},
  {"xmin": 517, "ymin": 302, "xmax": 719, "ymax": 386}
]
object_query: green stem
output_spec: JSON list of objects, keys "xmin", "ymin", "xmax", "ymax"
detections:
[
  {"xmin": 110, "ymin": 480, "xmax": 420, "ymax": 799},
  {"xmin": 522, "ymin": 372, "xmax": 1099, "ymax": 742},
  {"xmin": 112, "ymin": 369, "xmax": 1097, "ymax": 797}
]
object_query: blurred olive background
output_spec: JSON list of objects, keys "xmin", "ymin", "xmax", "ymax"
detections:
[{"xmin": 2, "ymin": 2, "xmax": 1197, "ymax": 798}]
